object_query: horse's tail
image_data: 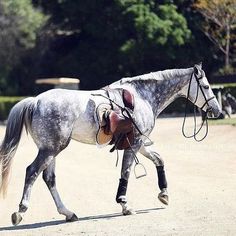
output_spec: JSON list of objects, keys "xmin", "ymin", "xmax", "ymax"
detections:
[{"xmin": 0, "ymin": 97, "xmax": 35, "ymax": 197}]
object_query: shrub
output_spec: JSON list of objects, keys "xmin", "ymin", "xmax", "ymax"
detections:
[{"xmin": 0, "ymin": 96, "xmax": 25, "ymax": 121}]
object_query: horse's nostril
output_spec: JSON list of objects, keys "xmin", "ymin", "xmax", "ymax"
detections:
[
  {"xmin": 206, "ymin": 106, "xmax": 212, "ymax": 113},
  {"xmin": 207, "ymin": 106, "xmax": 221, "ymax": 118},
  {"xmin": 206, "ymin": 107, "xmax": 214, "ymax": 117}
]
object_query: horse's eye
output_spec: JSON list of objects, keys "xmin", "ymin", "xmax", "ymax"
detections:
[{"xmin": 203, "ymin": 85, "xmax": 209, "ymax": 89}]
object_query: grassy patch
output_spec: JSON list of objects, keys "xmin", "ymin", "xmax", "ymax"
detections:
[
  {"xmin": 208, "ymin": 117, "xmax": 236, "ymax": 126},
  {"xmin": 212, "ymin": 83, "xmax": 236, "ymax": 88}
]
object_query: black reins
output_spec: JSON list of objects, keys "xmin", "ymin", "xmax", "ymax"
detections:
[{"xmin": 182, "ymin": 71, "xmax": 215, "ymax": 142}]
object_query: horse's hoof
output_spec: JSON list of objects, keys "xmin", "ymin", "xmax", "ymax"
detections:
[
  {"xmin": 11, "ymin": 212, "xmax": 23, "ymax": 226},
  {"xmin": 158, "ymin": 192, "xmax": 169, "ymax": 205},
  {"xmin": 122, "ymin": 208, "xmax": 136, "ymax": 215},
  {"xmin": 66, "ymin": 213, "xmax": 79, "ymax": 222}
]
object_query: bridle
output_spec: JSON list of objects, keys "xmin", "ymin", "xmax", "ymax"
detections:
[
  {"xmin": 196, "ymin": 74, "xmax": 216, "ymax": 111},
  {"xmin": 182, "ymin": 70, "xmax": 215, "ymax": 142}
]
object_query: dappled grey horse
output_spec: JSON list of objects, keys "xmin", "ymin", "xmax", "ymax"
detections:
[{"xmin": 0, "ymin": 64, "xmax": 221, "ymax": 225}]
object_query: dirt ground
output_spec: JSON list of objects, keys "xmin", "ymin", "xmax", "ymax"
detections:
[{"xmin": 0, "ymin": 117, "xmax": 235, "ymax": 236}]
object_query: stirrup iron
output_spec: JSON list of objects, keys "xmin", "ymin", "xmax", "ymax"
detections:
[{"xmin": 134, "ymin": 163, "xmax": 147, "ymax": 179}]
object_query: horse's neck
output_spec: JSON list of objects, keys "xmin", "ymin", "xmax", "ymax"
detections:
[{"xmin": 123, "ymin": 69, "xmax": 193, "ymax": 117}]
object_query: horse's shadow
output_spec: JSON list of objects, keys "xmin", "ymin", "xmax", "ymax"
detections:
[{"xmin": 0, "ymin": 207, "xmax": 163, "ymax": 231}]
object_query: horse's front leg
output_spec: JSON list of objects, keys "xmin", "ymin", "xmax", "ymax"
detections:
[
  {"xmin": 116, "ymin": 149, "xmax": 135, "ymax": 215},
  {"xmin": 116, "ymin": 141, "xmax": 141, "ymax": 215},
  {"xmin": 139, "ymin": 144, "xmax": 168, "ymax": 205}
]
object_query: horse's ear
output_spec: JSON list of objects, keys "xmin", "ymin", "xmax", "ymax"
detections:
[
  {"xmin": 194, "ymin": 65, "xmax": 199, "ymax": 74},
  {"xmin": 195, "ymin": 62, "xmax": 202, "ymax": 69},
  {"xmin": 194, "ymin": 62, "xmax": 202, "ymax": 74}
]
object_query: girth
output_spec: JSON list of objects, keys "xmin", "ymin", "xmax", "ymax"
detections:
[{"xmin": 94, "ymin": 87, "xmax": 136, "ymax": 151}]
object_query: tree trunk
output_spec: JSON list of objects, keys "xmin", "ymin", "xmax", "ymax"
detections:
[{"xmin": 225, "ymin": 17, "xmax": 230, "ymax": 68}]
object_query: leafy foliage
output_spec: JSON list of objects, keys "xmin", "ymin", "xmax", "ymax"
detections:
[
  {"xmin": 28, "ymin": 0, "xmax": 191, "ymax": 91},
  {"xmin": 0, "ymin": 0, "xmax": 231, "ymax": 95},
  {"xmin": 0, "ymin": 0, "xmax": 47, "ymax": 94},
  {"xmin": 0, "ymin": 96, "xmax": 25, "ymax": 120},
  {"xmin": 194, "ymin": 0, "xmax": 236, "ymax": 73}
]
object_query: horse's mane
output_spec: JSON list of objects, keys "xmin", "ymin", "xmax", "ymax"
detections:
[{"xmin": 120, "ymin": 68, "xmax": 193, "ymax": 84}]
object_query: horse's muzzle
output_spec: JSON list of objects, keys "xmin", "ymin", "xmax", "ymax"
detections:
[{"xmin": 206, "ymin": 106, "xmax": 221, "ymax": 118}]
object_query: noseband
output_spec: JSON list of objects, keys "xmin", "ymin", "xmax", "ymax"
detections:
[
  {"xmin": 182, "ymin": 71, "xmax": 215, "ymax": 142},
  {"xmin": 195, "ymin": 74, "xmax": 215, "ymax": 111}
]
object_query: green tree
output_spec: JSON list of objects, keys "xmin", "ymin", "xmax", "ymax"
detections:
[
  {"xmin": 31, "ymin": 0, "xmax": 191, "ymax": 90},
  {"xmin": 194, "ymin": 0, "xmax": 236, "ymax": 74},
  {"xmin": 0, "ymin": 0, "xmax": 47, "ymax": 94},
  {"xmin": 118, "ymin": 1, "xmax": 191, "ymax": 74}
]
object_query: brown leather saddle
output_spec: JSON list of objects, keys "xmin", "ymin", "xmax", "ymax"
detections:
[{"xmin": 96, "ymin": 88, "xmax": 135, "ymax": 150}]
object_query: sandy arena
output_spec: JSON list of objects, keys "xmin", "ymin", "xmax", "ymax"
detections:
[{"xmin": 0, "ymin": 117, "xmax": 235, "ymax": 235}]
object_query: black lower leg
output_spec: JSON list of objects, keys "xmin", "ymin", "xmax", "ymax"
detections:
[
  {"xmin": 116, "ymin": 178, "xmax": 128, "ymax": 203},
  {"xmin": 156, "ymin": 166, "xmax": 167, "ymax": 190}
]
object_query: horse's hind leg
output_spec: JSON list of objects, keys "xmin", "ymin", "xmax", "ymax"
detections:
[
  {"xmin": 139, "ymin": 145, "xmax": 168, "ymax": 205},
  {"xmin": 11, "ymin": 149, "xmax": 54, "ymax": 225},
  {"xmin": 42, "ymin": 159, "xmax": 78, "ymax": 222}
]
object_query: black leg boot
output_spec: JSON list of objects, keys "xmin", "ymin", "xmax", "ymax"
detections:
[
  {"xmin": 156, "ymin": 166, "xmax": 168, "ymax": 205},
  {"xmin": 116, "ymin": 178, "xmax": 128, "ymax": 203}
]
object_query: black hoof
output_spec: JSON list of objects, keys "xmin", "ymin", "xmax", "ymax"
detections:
[
  {"xmin": 123, "ymin": 208, "xmax": 136, "ymax": 215},
  {"xmin": 11, "ymin": 212, "xmax": 23, "ymax": 226},
  {"xmin": 66, "ymin": 213, "xmax": 79, "ymax": 222}
]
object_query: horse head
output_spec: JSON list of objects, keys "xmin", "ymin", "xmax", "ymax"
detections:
[{"xmin": 186, "ymin": 63, "xmax": 221, "ymax": 118}]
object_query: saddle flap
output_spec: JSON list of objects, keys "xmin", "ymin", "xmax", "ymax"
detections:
[
  {"xmin": 95, "ymin": 88, "xmax": 135, "ymax": 149},
  {"xmin": 113, "ymin": 131, "xmax": 134, "ymax": 150},
  {"xmin": 109, "ymin": 110, "xmax": 133, "ymax": 134}
]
